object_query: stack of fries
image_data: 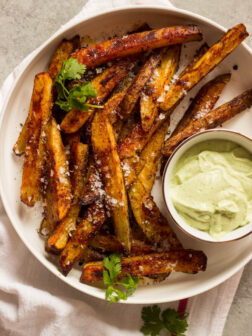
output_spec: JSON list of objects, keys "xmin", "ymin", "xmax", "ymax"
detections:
[{"xmin": 14, "ymin": 22, "xmax": 252, "ymax": 284}]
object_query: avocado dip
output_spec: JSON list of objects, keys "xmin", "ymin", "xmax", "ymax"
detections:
[{"xmin": 170, "ymin": 139, "xmax": 252, "ymax": 240}]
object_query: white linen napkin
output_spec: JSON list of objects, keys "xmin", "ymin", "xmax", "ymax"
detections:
[{"xmin": 0, "ymin": 0, "xmax": 244, "ymax": 335}]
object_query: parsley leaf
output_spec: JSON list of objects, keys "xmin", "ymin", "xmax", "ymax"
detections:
[
  {"xmin": 102, "ymin": 254, "xmax": 139, "ymax": 304},
  {"xmin": 140, "ymin": 305, "xmax": 188, "ymax": 336},
  {"xmin": 54, "ymin": 58, "xmax": 103, "ymax": 112}
]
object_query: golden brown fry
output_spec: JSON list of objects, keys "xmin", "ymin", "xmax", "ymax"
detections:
[
  {"xmin": 46, "ymin": 118, "xmax": 72, "ymax": 220},
  {"xmin": 179, "ymin": 43, "xmax": 209, "ymax": 77},
  {"xmin": 72, "ymin": 25, "xmax": 202, "ymax": 68},
  {"xmin": 60, "ymin": 59, "xmax": 134, "ymax": 133},
  {"xmin": 62, "ymin": 131, "xmax": 81, "ymax": 147},
  {"xmin": 59, "ymin": 199, "xmax": 106, "ymax": 275},
  {"xmin": 20, "ymin": 73, "xmax": 53, "ymax": 206},
  {"xmin": 13, "ymin": 38, "xmax": 80, "ymax": 156},
  {"xmin": 46, "ymin": 143, "xmax": 88, "ymax": 253},
  {"xmin": 48, "ymin": 35, "xmax": 80, "ymax": 79},
  {"xmin": 160, "ymin": 24, "xmax": 248, "ymax": 113},
  {"xmin": 138, "ymin": 119, "xmax": 169, "ymax": 193},
  {"xmin": 129, "ymin": 178, "xmax": 181, "ymax": 248},
  {"xmin": 80, "ymin": 248, "xmax": 105, "ymax": 263},
  {"xmin": 81, "ymin": 250, "xmax": 207, "ymax": 282},
  {"xmin": 106, "ymin": 83, "xmax": 132, "ymax": 124},
  {"xmin": 81, "ymin": 162, "xmax": 102, "ymax": 206},
  {"xmin": 92, "ymin": 111, "xmax": 131, "ymax": 251},
  {"xmin": 118, "ymin": 46, "xmax": 180, "ymax": 188},
  {"xmin": 118, "ymin": 51, "xmax": 162, "ymax": 120},
  {"xmin": 140, "ymin": 46, "xmax": 181, "ymax": 131},
  {"xmin": 89, "ymin": 234, "xmax": 155, "ymax": 255},
  {"xmin": 162, "ymin": 88, "xmax": 252, "ymax": 156},
  {"xmin": 171, "ymin": 73, "xmax": 231, "ymax": 137}
]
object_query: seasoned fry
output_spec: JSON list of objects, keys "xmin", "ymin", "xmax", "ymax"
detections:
[
  {"xmin": 117, "ymin": 113, "xmax": 138, "ymax": 144},
  {"xmin": 171, "ymin": 73, "xmax": 231, "ymax": 138},
  {"xmin": 89, "ymin": 234, "xmax": 155, "ymax": 255},
  {"xmin": 62, "ymin": 131, "xmax": 81, "ymax": 147},
  {"xmin": 48, "ymin": 35, "xmax": 80, "ymax": 79},
  {"xmin": 118, "ymin": 51, "xmax": 162, "ymax": 120},
  {"xmin": 46, "ymin": 118, "xmax": 72, "ymax": 220},
  {"xmin": 129, "ymin": 178, "xmax": 181, "ymax": 248},
  {"xmin": 20, "ymin": 73, "xmax": 53, "ymax": 206},
  {"xmin": 160, "ymin": 24, "xmax": 248, "ymax": 113},
  {"xmin": 118, "ymin": 46, "xmax": 180, "ymax": 188},
  {"xmin": 179, "ymin": 43, "xmax": 209, "ymax": 77},
  {"xmin": 118, "ymin": 43, "xmax": 209, "ymax": 163},
  {"xmin": 13, "ymin": 38, "xmax": 81, "ymax": 156},
  {"xmin": 81, "ymin": 250, "xmax": 207, "ymax": 282},
  {"xmin": 80, "ymin": 248, "xmax": 105, "ymax": 263},
  {"xmin": 46, "ymin": 143, "xmax": 88, "ymax": 253},
  {"xmin": 72, "ymin": 25, "xmax": 202, "ymax": 68},
  {"xmin": 60, "ymin": 59, "xmax": 134, "ymax": 133},
  {"xmin": 138, "ymin": 119, "xmax": 169, "ymax": 193},
  {"xmin": 81, "ymin": 162, "xmax": 102, "ymax": 206},
  {"xmin": 162, "ymin": 88, "xmax": 252, "ymax": 156},
  {"xmin": 59, "ymin": 199, "xmax": 106, "ymax": 275},
  {"xmin": 140, "ymin": 46, "xmax": 181, "ymax": 131},
  {"xmin": 92, "ymin": 111, "xmax": 131, "ymax": 251}
]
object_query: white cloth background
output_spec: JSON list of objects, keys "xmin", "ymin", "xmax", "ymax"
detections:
[{"xmin": 0, "ymin": 0, "xmax": 244, "ymax": 335}]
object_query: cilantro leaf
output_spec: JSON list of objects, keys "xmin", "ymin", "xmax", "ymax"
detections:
[
  {"xmin": 54, "ymin": 58, "xmax": 103, "ymax": 112},
  {"xmin": 102, "ymin": 254, "xmax": 139, "ymax": 304},
  {"xmin": 140, "ymin": 305, "xmax": 164, "ymax": 336},
  {"xmin": 162, "ymin": 309, "xmax": 188, "ymax": 335},
  {"xmin": 140, "ymin": 305, "xmax": 188, "ymax": 336},
  {"xmin": 55, "ymin": 58, "xmax": 86, "ymax": 83}
]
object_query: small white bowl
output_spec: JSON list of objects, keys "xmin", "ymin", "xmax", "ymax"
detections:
[{"xmin": 163, "ymin": 129, "xmax": 252, "ymax": 243}]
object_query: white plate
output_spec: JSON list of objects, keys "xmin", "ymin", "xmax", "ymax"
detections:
[{"xmin": 0, "ymin": 6, "xmax": 252, "ymax": 304}]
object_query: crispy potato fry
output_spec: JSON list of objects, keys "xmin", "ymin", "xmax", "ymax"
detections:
[
  {"xmin": 46, "ymin": 143, "xmax": 88, "ymax": 253},
  {"xmin": 81, "ymin": 250, "xmax": 207, "ymax": 282},
  {"xmin": 80, "ymin": 248, "xmax": 105, "ymax": 263},
  {"xmin": 118, "ymin": 51, "xmax": 162, "ymax": 120},
  {"xmin": 62, "ymin": 131, "xmax": 81, "ymax": 147},
  {"xmin": 117, "ymin": 113, "xmax": 138, "ymax": 144},
  {"xmin": 118, "ymin": 46, "xmax": 180, "ymax": 188},
  {"xmin": 129, "ymin": 178, "xmax": 181, "ymax": 248},
  {"xmin": 81, "ymin": 162, "xmax": 102, "ymax": 206},
  {"xmin": 140, "ymin": 46, "xmax": 181, "ymax": 131},
  {"xmin": 160, "ymin": 24, "xmax": 248, "ymax": 113},
  {"xmin": 107, "ymin": 83, "xmax": 132, "ymax": 124},
  {"xmin": 60, "ymin": 59, "xmax": 134, "ymax": 133},
  {"xmin": 20, "ymin": 73, "xmax": 53, "ymax": 206},
  {"xmin": 162, "ymin": 88, "xmax": 252, "ymax": 156},
  {"xmin": 13, "ymin": 38, "xmax": 81, "ymax": 156},
  {"xmin": 171, "ymin": 73, "xmax": 231, "ymax": 138},
  {"xmin": 118, "ymin": 43, "xmax": 209, "ymax": 163},
  {"xmin": 48, "ymin": 35, "xmax": 80, "ymax": 79},
  {"xmin": 138, "ymin": 119, "xmax": 169, "ymax": 193},
  {"xmin": 179, "ymin": 43, "xmax": 209, "ymax": 77},
  {"xmin": 59, "ymin": 199, "xmax": 106, "ymax": 275},
  {"xmin": 89, "ymin": 234, "xmax": 155, "ymax": 255},
  {"xmin": 92, "ymin": 111, "xmax": 131, "ymax": 251},
  {"xmin": 46, "ymin": 118, "xmax": 72, "ymax": 220},
  {"xmin": 72, "ymin": 25, "xmax": 202, "ymax": 68}
]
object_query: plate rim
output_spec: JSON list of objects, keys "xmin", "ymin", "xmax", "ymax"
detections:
[{"xmin": 0, "ymin": 4, "xmax": 252, "ymax": 304}]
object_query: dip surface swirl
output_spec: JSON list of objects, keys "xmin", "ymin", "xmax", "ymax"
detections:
[{"xmin": 170, "ymin": 139, "xmax": 252, "ymax": 240}]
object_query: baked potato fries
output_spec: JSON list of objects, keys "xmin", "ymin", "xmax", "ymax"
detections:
[{"xmin": 14, "ymin": 22, "xmax": 252, "ymax": 300}]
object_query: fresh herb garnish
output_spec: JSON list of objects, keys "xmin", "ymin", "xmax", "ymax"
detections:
[
  {"xmin": 103, "ymin": 254, "xmax": 139, "ymax": 303},
  {"xmin": 140, "ymin": 305, "xmax": 188, "ymax": 336},
  {"xmin": 54, "ymin": 57, "xmax": 103, "ymax": 112}
]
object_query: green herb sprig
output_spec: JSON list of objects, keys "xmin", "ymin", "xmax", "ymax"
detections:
[
  {"xmin": 140, "ymin": 305, "xmax": 188, "ymax": 336},
  {"xmin": 103, "ymin": 254, "xmax": 139, "ymax": 304},
  {"xmin": 54, "ymin": 58, "xmax": 103, "ymax": 112}
]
